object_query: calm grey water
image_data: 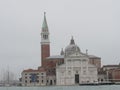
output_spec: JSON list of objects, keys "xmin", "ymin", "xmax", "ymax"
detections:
[{"xmin": 0, "ymin": 85, "xmax": 120, "ymax": 90}]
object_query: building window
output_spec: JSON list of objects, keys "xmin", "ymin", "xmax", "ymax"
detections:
[
  {"xmin": 83, "ymin": 59, "xmax": 86, "ymax": 61},
  {"xmin": 83, "ymin": 70, "xmax": 86, "ymax": 75},
  {"xmin": 90, "ymin": 70, "xmax": 94, "ymax": 75},
  {"xmin": 83, "ymin": 67, "xmax": 86, "ymax": 69},
  {"xmin": 36, "ymin": 73, "xmax": 39, "ymax": 75},
  {"xmin": 58, "ymin": 61, "xmax": 60, "ymax": 65},
  {"xmin": 37, "ymin": 80, "xmax": 39, "ymax": 83},
  {"xmin": 79, "ymin": 67, "xmax": 81, "ymax": 70},
  {"xmin": 25, "ymin": 80, "xmax": 27, "ymax": 83},
  {"xmin": 42, "ymin": 80, "xmax": 44, "ymax": 83},
  {"xmin": 68, "ymin": 67, "xmax": 71, "ymax": 69},
  {"xmin": 61, "ymin": 72, "xmax": 64, "ymax": 76},
  {"xmin": 48, "ymin": 70, "xmax": 50, "ymax": 73},
  {"xmin": 25, "ymin": 77, "xmax": 27, "ymax": 79},
  {"xmin": 41, "ymin": 73, "xmax": 44, "ymax": 75},
  {"xmin": 76, "ymin": 71, "xmax": 78, "ymax": 74},
  {"xmin": 68, "ymin": 71, "xmax": 71, "ymax": 75}
]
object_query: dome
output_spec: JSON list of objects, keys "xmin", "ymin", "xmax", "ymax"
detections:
[{"xmin": 65, "ymin": 37, "xmax": 81, "ymax": 56}]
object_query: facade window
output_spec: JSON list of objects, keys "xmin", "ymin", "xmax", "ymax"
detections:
[
  {"xmin": 54, "ymin": 80, "xmax": 56, "ymax": 83},
  {"xmin": 83, "ymin": 70, "xmax": 86, "ymax": 75},
  {"xmin": 25, "ymin": 80, "xmax": 27, "ymax": 83},
  {"xmin": 68, "ymin": 67, "xmax": 71, "ymax": 69},
  {"xmin": 58, "ymin": 61, "xmax": 60, "ymax": 65},
  {"xmin": 68, "ymin": 59, "xmax": 71, "ymax": 61},
  {"xmin": 53, "ymin": 68, "xmax": 55, "ymax": 71},
  {"xmin": 49, "ymin": 70, "xmax": 50, "ymax": 73},
  {"xmin": 83, "ymin": 67, "xmax": 86, "ymax": 69},
  {"xmin": 42, "ymin": 80, "xmax": 44, "ymax": 83},
  {"xmin": 68, "ymin": 71, "xmax": 71, "ymax": 75},
  {"xmin": 37, "ymin": 80, "xmax": 39, "ymax": 83},
  {"xmin": 36, "ymin": 73, "xmax": 39, "ymax": 75},
  {"xmin": 25, "ymin": 77, "xmax": 27, "ymax": 79},
  {"xmin": 79, "ymin": 67, "xmax": 81, "ymax": 70},
  {"xmin": 83, "ymin": 59, "xmax": 86, "ymax": 61},
  {"xmin": 29, "ymin": 73, "xmax": 32, "ymax": 75},
  {"xmin": 61, "ymin": 72, "xmax": 64, "ymax": 76},
  {"xmin": 76, "ymin": 71, "xmax": 78, "ymax": 74},
  {"xmin": 41, "ymin": 73, "xmax": 44, "ymax": 75},
  {"xmin": 90, "ymin": 70, "xmax": 94, "ymax": 75}
]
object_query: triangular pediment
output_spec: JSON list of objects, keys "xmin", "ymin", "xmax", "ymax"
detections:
[{"xmin": 68, "ymin": 52, "xmax": 87, "ymax": 57}]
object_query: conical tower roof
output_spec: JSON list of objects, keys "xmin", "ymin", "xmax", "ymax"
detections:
[{"xmin": 42, "ymin": 12, "xmax": 48, "ymax": 32}]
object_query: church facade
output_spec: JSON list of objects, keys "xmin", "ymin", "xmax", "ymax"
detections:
[
  {"xmin": 20, "ymin": 13, "xmax": 101, "ymax": 86},
  {"xmin": 56, "ymin": 37, "xmax": 98, "ymax": 85}
]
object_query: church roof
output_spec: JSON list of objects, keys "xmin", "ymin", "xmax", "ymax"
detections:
[
  {"xmin": 22, "ymin": 68, "xmax": 45, "ymax": 73},
  {"xmin": 65, "ymin": 37, "xmax": 81, "ymax": 56},
  {"xmin": 103, "ymin": 65, "xmax": 120, "ymax": 67},
  {"xmin": 46, "ymin": 54, "xmax": 100, "ymax": 60},
  {"xmin": 88, "ymin": 55, "xmax": 101, "ymax": 59}
]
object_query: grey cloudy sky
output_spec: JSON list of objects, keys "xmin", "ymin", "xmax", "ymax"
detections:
[{"xmin": 0, "ymin": 0, "xmax": 120, "ymax": 80}]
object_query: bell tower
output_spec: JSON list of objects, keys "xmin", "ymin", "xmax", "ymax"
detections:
[{"xmin": 41, "ymin": 12, "xmax": 50, "ymax": 66}]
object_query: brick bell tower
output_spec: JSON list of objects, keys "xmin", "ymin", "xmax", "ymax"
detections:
[{"xmin": 41, "ymin": 12, "xmax": 50, "ymax": 67}]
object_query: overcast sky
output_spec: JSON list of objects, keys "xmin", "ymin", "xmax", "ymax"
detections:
[{"xmin": 0, "ymin": 0, "xmax": 120, "ymax": 80}]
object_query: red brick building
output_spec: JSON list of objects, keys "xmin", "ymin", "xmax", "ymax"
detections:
[
  {"xmin": 98, "ymin": 64, "xmax": 120, "ymax": 83},
  {"xmin": 112, "ymin": 69, "xmax": 120, "ymax": 82}
]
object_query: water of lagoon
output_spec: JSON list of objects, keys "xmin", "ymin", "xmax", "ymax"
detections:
[{"xmin": 0, "ymin": 85, "xmax": 120, "ymax": 90}]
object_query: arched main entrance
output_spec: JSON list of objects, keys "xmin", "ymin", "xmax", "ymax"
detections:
[
  {"xmin": 50, "ymin": 80, "xmax": 52, "ymax": 85},
  {"xmin": 75, "ymin": 74, "xmax": 79, "ymax": 84}
]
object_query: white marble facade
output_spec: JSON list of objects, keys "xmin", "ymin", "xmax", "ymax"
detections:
[{"xmin": 56, "ymin": 37, "xmax": 98, "ymax": 85}]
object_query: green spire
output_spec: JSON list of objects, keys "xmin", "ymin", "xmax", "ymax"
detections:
[{"xmin": 42, "ymin": 12, "xmax": 48, "ymax": 31}]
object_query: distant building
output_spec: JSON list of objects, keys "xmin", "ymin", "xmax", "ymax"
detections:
[
  {"xmin": 109, "ymin": 68, "xmax": 120, "ymax": 82},
  {"xmin": 88, "ymin": 55, "xmax": 101, "ymax": 70},
  {"xmin": 97, "ymin": 64, "xmax": 120, "ymax": 83},
  {"xmin": 97, "ymin": 68, "xmax": 107, "ymax": 83},
  {"xmin": 21, "ymin": 68, "xmax": 46, "ymax": 86},
  {"xmin": 20, "ymin": 12, "xmax": 101, "ymax": 86},
  {"xmin": 102, "ymin": 64, "xmax": 120, "ymax": 71}
]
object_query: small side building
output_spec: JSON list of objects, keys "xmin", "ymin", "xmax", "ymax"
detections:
[
  {"xmin": 109, "ymin": 68, "xmax": 120, "ymax": 82},
  {"xmin": 98, "ymin": 64, "xmax": 120, "ymax": 83},
  {"xmin": 88, "ymin": 55, "xmax": 101, "ymax": 70},
  {"xmin": 21, "ymin": 68, "xmax": 46, "ymax": 86}
]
